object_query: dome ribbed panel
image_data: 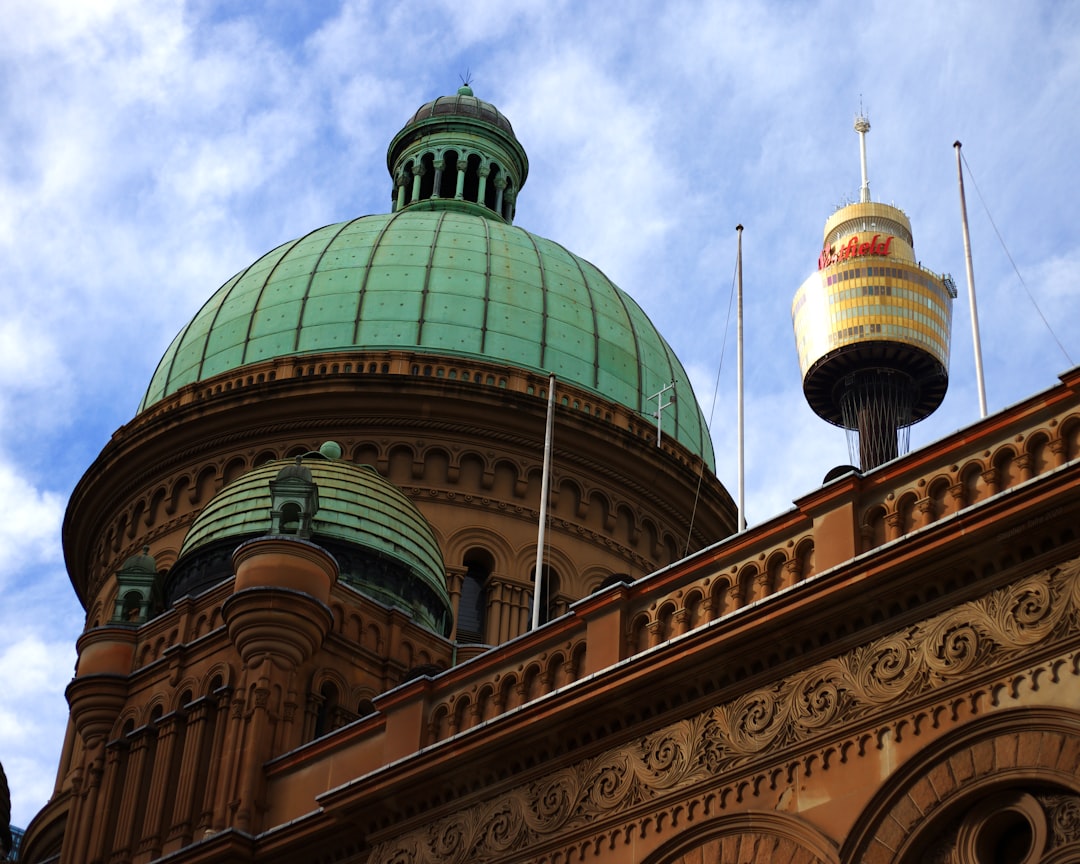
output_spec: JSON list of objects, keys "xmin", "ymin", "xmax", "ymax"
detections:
[{"xmin": 140, "ymin": 211, "xmax": 714, "ymax": 466}]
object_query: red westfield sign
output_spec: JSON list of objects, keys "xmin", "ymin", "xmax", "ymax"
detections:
[{"xmin": 818, "ymin": 234, "xmax": 893, "ymax": 270}]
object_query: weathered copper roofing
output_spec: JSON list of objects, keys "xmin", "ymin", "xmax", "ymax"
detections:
[
  {"xmin": 141, "ymin": 209, "xmax": 715, "ymax": 466},
  {"xmin": 179, "ymin": 457, "xmax": 450, "ymax": 624},
  {"xmin": 403, "ymin": 86, "xmax": 515, "ymax": 135}
]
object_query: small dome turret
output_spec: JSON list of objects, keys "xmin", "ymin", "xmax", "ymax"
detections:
[
  {"xmin": 387, "ymin": 85, "xmax": 528, "ymax": 222},
  {"xmin": 168, "ymin": 456, "xmax": 452, "ymax": 635}
]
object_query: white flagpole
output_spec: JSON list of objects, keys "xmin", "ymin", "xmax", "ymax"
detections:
[
  {"xmin": 532, "ymin": 374, "xmax": 556, "ymax": 630},
  {"xmin": 954, "ymin": 141, "xmax": 988, "ymax": 418},
  {"xmin": 736, "ymin": 225, "xmax": 746, "ymax": 532}
]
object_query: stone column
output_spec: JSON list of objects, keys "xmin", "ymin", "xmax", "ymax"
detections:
[
  {"xmin": 431, "ymin": 159, "xmax": 444, "ymax": 198},
  {"xmin": 134, "ymin": 711, "xmax": 182, "ymax": 863},
  {"xmin": 110, "ymin": 726, "xmax": 151, "ymax": 863},
  {"xmin": 454, "ymin": 159, "xmax": 467, "ymax": 199},
  {"xmin": 493, "ymin": 175, "xmax": 506, "ymax": 217},
  {"xmin": 477, "ymin": 164, "xmax": 490, "ymax": 207},
  {"xmin": 88, "ymin": 738, "xmax": 127, "ymax": 864},
  {"xmin": 222, "ymin": 537, "xmax": 337, "ymax": 834},
  {"xmin": 164, "ymin": 699, "xmax": 210, "ymax": 852},
  {"xmin": 410, "ymin": 163, "xmax": 425, "ymax": 202}
]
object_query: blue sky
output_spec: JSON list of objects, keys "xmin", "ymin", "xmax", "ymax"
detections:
[{"xmin": 1, "ymin": 0, "xmax": 1077, "ymax": 828}]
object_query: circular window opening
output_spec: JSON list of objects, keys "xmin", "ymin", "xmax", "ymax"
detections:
[{"xmin": 974, "ymin": 809, "xmax": 1032, "ymax": 864}]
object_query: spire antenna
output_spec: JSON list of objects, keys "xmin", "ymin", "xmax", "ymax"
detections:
[{"xmin": 854, "ymin": 105, "xmax": 871, "ymax": 203}]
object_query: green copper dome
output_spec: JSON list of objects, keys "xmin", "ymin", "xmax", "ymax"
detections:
[
  {"xmin": 141, "ymin": 209, "xmax": 715, "ymax": 466},
  {"xmin": 174, "ymin": 456, "xmax": 451, "ymax": 634}
]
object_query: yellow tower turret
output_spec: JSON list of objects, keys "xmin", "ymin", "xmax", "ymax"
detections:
[{"xmin": 792, "ymin": 115, "xmax": 956, "ymax": 470}]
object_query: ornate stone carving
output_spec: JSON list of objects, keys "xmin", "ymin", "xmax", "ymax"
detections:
[{"xmin": 370, "ymin": 557, "xmax": 1080, "ymax": 863}]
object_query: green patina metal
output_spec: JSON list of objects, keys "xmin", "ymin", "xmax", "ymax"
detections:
[
  {"xmin": 141, "ymin": 210, "xmax": 714, "ymax": 465},
  {"xmin": 139, "ymin": 89, "xmax": 714, "ymax": 467},
  {"xmin": 179, "ymin": 457, "xmax": 449, "ymax": 612}
]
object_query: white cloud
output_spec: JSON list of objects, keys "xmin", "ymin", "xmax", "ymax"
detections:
[{"xmin": 0, "ymin": 0, "xmax": 1077, "ymax": 835}]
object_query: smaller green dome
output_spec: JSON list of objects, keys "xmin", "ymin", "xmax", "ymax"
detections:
[
  {"xmin": 174, "ymin": 458, "xmax": 451, "ymax": 634},
  {"xmin": 118, "ymin": 546, "xmax": 156, "ymax": 576}
]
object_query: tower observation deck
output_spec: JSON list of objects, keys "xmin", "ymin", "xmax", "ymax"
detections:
[{"xmin": 792, "ymin": 116, "xmax": 956, "ymax": 470}]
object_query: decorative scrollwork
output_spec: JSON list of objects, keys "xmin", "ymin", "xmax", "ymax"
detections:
[
  {"xmin": 369, "ymin": 557, "xmax": 1080, "ymax": 864},
  {"xmin": 1046, "ymin": 794, "xmax": 1080, "ymax": 846},
  {"xmin": 788, "ymin": 663, "xmax": 848, "ymax": 732},
  {"xmin": 855, "ymin": 634, "xmax": 919, "ymax": 702},
  {"xmin": 727, "ymin": 688, "xmax": 780, "ymax": 753}
]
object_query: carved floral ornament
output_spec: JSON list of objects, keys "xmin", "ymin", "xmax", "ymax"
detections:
[{"xmin": 370, "ymin": 557, "xmax": 1080, "ymax": 864}]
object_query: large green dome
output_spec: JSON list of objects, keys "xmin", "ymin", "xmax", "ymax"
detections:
[{"xmin": 141, "ymin": 208, "xmax": 715, "ymax": 465}]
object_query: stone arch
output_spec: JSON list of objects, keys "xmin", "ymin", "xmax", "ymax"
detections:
[
  {"xmin": 545, "ymin": 650, "xmax": 568, "ymax": 690},
  {"xmin": 864, "ymin": 504, "xmax": 888, "ymax": 551},
  {"xmin": 927, "ymin": 475, "xmax": 951, "ymax": 522},
  {"xmin": 994, "ymin": 444, "xmax": 1020, "ymax": 491},
  {"xmin": 581, "ymin": 566, "xmax": 615, "ymax": 596},
  {"xmin": 709, "ymin": 577, "xmax": 731, "ymax": 619},
  {"xmin": 145, "ymin": 486, "xmax": 167, "ymax": 526},
  {"xmin": 166, "ymin": 474, "xmax": 191, "ymax": 516},
  {"xmin": 1060, "ymin": 414, "xmax": 1080, "ymax": 461},
  {"xmin": 193, "ymin": 463, "xmax": 218, "ymax": 505},
  {"xmin": 615, "ymin": 502, "xmax": 640, "ymax": 547},
  {"xmin": 521, "ymin": 662, "xmax": 543, "ymax": 701},
  {"xmin": 895, "ymin": 490, "xmax": 918, "ymax": 535},
  {"xmin": 641, "ymin": 516, "xmax": 662, "ymax": 559},
  {"xmin": 421, "ymin": 445, "xmax": 452, "ymax": 486},
  {"xmin": 499, "ymin": 673, "xmax": 519, "ymax": 712},
  {"xmin": 640, "ymin": 811, "xmax": 839, "ymax": 864},
  {"xmin": 252, "ymin": 448, "xmax": 278, "ymax": 467},
  {"xmin": 737, "ymin": 563, "xmax": 759, "ymax": 605},
  {"xmin": 436, "ymin": 148, "xmax": 459, "ymax": 199},
  {"xmin": 587, "ymin": 488, "xmax": 613, "ymax": 532},
  {"xmin": 475, "ymin": 683, "xmax": 497, "ymax": 722},
  {"xmin": 172, "ymin": 679, "xmax": 199, "ymax": 711},
  {"xmin": 842, "ymin": 707, "xmax": 1080, "ymax": 864},
  {"xmin": 127, "ymin": 499, "xmax": 145, "ymax": 538},
  {"xmin": 1026, "ymin": 430, "xmax": 1052, "ymax": 477},
  {"xmin": 222, "ymin": 456, "xmax": 248, "ymax": 487},
  {"xmin": 201, "ymin": 663, "xmax": 233, "ymax": 694},
  {"xmin": 764, "ymin": 551, "xmax": 786, "ymax": 594},
  {"xmin": 683, "ymin": 588, "xmax": 705, "ymax": 632},
  {"xmin": 554, "ymin": 476, "xmax": 585, "ymax": 519},
  {"xmin": 961, "ymin": 460, "xmax": 985, "ymax": 506},
  {"xmin": 418, "ymin": 152, "xmax": 437, "ymax": 200},
  {"xmin": 794, "ymin": 538, "xmax": 815, "ymax": 581},
  {"xmin": 385, "ymin": 442, "xmax": 416, "ymax": 485},
  {"xmin": 490, "ymin": 456, "xmax": 523, "ymax": 500},
  {"xmin": 630, "ymin": 611, "xmax": 651, "ymax": 654},
  {"xmin": 429, "ymin": 703, "xmax": 451, "ymax": 743},
  {"xmin": 655, "ymin": 601, "xmax": 677, "ymax": 642},
  {"xmin": 570, "ymin": 641, "xmax": 587, "ymax": 682},
  {"xmin": 446, "ymin": 527, "xmax": 514, "ymax": 578},
  {"xmin": 456, "ymin": 449, "xmax": 490, "ymax": 492}
]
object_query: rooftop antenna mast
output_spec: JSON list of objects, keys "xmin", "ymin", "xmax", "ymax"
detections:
[
  {"xmin": 855, "ymin": 100, "xmax": 871, "ymax": 203},
  {"xmin": 954, "ymin": 141, "xmax": 988, "ymax": 418},
  {"xmin": 652, "ymin": 381, "xmax": 676, "ymax": 447}
]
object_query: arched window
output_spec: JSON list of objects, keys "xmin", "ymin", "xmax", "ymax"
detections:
[
  {"xmin": 458, "ymin": 549, "xmax": 493, "ymax": 644},
  {"xmin": 314, "ymin": 682, "xmax": 339, "ymax": 739}
]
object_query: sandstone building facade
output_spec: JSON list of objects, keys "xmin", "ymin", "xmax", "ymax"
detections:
[{"xmin": 19, "ymin": 88, "xmax": 1080, "ymax": 864}]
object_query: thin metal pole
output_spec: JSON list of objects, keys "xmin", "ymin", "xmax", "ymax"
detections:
[
  {"xmin": 736, "ymin": 225, "xmax": 746, "ymax": 532},
  {"xmin": 954, "ymin": 141, "xmax": 988, "ymax": 418},
  {"xmin": 531, "ymin": 374, "xmax": 556, "ymax": 631}
]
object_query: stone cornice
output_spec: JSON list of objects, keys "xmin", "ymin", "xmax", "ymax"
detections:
[{"xmin": 363, "ymin": 555, "xmax": 1080, "ymax": 863}]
